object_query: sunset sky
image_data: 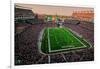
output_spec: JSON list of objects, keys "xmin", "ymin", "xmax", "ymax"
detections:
[{"xmin": 15, "ymin": 3, "xmax": 94, "ymax": 16}]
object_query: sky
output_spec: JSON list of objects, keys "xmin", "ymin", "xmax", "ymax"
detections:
[{"xmin": 15, "ymin": 3, "xmax": 94, "ymax": 16}]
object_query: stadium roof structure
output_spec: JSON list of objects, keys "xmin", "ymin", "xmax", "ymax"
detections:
[
  {"xmin": 15, "ymin": 5, "xmax": 32, "ymax": 10},
  {"xmin": 15, "ymin": 3, "xmax": 93, "ymax": 16}
]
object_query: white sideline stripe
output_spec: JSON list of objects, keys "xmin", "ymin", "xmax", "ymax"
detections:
[
  {"xmin": 48, "ymin": 28, "xmax": 51, "ymax": 63},
  {"xmin": 64, "ymin": 28, "xmax": 86, "ymax": 47},
  {"xmin": 38, "ymin": 28, "xmax": 46, "ymax": 55},
  {"xmin": 48, "ymin": 28, "xmax": 51, "ymax": 52},
  {"xmin": 50, "ymin": 46, "xmax": 85, "ymax": 52}
]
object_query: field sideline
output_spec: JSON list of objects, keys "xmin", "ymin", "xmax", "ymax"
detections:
[{"xmin": 41, "ymin": 27, "xmax": 91, "ymax": 54}]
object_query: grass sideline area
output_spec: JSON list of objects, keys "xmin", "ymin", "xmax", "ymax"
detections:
[{"xmin": 41, "ymin": 27, "xmax": 91, "ymax": 54}]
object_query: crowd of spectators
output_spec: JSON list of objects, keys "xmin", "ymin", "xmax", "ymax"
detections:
[
  {"xmin": 15, "ymin": 22, "xmax": 94, "ymax": 65},
  {"xmin": 15, "ymin": 23, "xmax": 47, "ymax": 65}
]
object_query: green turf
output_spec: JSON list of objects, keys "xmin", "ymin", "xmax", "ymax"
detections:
[
  {"xmin": 41, "ymin": 27, "xmax": 91, "ymax": 54},
  {"xmin": 41, "ymin": 29, "xmax": 49, "ymax": 53}
]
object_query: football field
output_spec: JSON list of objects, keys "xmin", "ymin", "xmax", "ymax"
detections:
[{"xmin": 41, "ymin": 27, "xmax": 91, "ymax": 54}]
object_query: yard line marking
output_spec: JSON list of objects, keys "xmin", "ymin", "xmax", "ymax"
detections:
[
  {"xmin": 53, "ymin": 28, "xmax": 59, "ymax": 45},
  {"xmin": 48, "ymin": 28, "xmax": 51, "ymax": 52},
  {"xmin": 64, "ymin": 28, "xmax": 86, "ymax": 47},
  {"xmin": 60, "ymin": 29, "xmax": 70, "ymax": 44}
]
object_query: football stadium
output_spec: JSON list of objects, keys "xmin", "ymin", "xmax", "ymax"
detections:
[{"xmin": 15, "ymin": 3, "xmax": 94, "ymax": 65}]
